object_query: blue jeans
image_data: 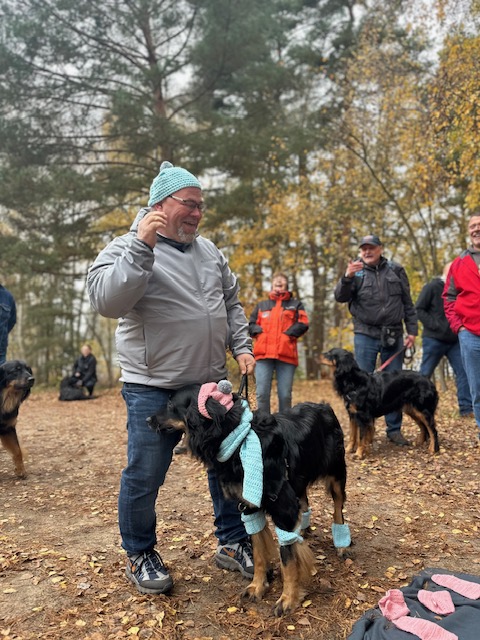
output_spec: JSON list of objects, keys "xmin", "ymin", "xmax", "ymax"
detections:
[
  {"xmin": 458, "ymin": 330, "xmax": 480, "ymax": 437},
  {"xmin": 119, "ymin": 383, "xmax": 247, "ymax": 554},
  {"xmin": 255, "ymin": 359, "xmax": 296, "ymax": 414},
  {"xmin": 419, "ymin": 337, "xmax": 472, "ymax": 415},
  {"xmin": 354, "ymin": 333, "xmax": 403, "ymax": 434}
]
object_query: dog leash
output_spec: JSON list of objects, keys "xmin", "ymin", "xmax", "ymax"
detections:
[
  {"xmin": 238, "ymin": 373, "xmax": 249, "ymax": 399},
  {"xmin": 375, "ymin": 347, "xmax": 406, "ymax": 372}
]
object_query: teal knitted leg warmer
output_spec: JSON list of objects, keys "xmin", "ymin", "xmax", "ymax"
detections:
[
  {"xmin": 301, "ymin": 508, "xmax": 312, "ymax": 530},
  {"xmin": 242, "ymin": 510, "xmax": 267, "ymax": 535},
  {"xmin": 331, "ymin": 523, "xmax": 351, "ymax": 548}
]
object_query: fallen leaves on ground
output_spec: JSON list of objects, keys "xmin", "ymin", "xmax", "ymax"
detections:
[{"xmin": 0, "ymin": 381, "xmax": 478, "ymax": 640}]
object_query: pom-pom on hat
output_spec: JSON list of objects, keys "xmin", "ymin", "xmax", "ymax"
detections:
[
  {"xmin": 198, "ymin": 380, "xmax": 234, "ymax": 419},
  {"xmin": 148, "ymin": 161, "xmax": 202, "ymax": 206}
]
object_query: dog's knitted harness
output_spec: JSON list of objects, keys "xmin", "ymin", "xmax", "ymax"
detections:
[{"xmin": 217, "ymin": 399, "xmax": 303, "ymax": 547}]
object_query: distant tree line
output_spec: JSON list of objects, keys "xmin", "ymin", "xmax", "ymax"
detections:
[{"xmin": 0, "ymin": 0, "xmax": 479, "ymax": 384}]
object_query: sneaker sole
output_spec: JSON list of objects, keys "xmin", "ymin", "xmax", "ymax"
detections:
[
  {"xmin": 126, "ymin": 565, "xmax": 173, "ymax": 595},
  {"xmin": 215, "ymin": 554, "xmax": 253, "ymax": 579}
]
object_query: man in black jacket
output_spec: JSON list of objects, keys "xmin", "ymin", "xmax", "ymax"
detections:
[
  {"xmin": 416, "ymin": 264, "xmax": 472, "ymax": 417},
  {"xmin": 334, "ymin": 234, "xmax": 418, "ymax": 446}
]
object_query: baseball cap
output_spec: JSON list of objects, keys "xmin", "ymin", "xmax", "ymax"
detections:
[{"xmin": 359, "ymin": 234, "xmax": 382, "ymax": 247}]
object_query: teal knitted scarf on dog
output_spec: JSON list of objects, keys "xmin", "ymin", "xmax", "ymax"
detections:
[{"xmin": 216, "ymin": 399, "xmax": 263, "ymax": 508}]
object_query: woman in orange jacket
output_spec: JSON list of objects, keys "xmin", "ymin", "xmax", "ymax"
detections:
[{"xmin": 249, "ymin": 272, "xmax": 309, "ymax": 413}]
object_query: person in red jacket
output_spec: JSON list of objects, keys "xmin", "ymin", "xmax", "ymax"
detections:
[
  {"xmin": 443, "ymin": 214, "xmax": 480, "ymax": 444},
  {"xmin": 249, "ymin": 272, "xmax": 309, "ymax": 413}
]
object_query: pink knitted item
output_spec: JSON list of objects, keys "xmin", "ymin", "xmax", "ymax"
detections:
[
  {"xmin": 198, "ymin": 380, "xmax": 234, "ymax": 419},
  {"xmin": 378, "ymin": 589, "xmax": 410, "ymax": 620},
  {"xmin": 432, "ymin": 574, "xmax": 480, "ymax": 599},
  {"xmin": 418, "ymin": 590, "xmax": 455, "ymax": 615},
  {"xmin": 394, "ymin": 616, "xmax": 458, "ymax": 640},
  {"xmin": 378, "ymin": 589, "xmax": 457, "ymax": 639}
]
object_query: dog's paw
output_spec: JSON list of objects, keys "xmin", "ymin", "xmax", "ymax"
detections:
[
  {"xmin": 14, "ymin": 463, "xmax": 26, "ymax": 479},
  {"xmin": 336, "ymin": 545, "xmax": 355, "ymax": 560},
  {"xmin": 273, "ymin": 594, "xmax": 299, "ymax": 617},
  {"xmin": 241, "ymin": 581, "xmax": 268, "ymax": 602}
]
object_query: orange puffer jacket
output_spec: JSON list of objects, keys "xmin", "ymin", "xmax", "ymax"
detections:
[{"xmin": 248, "ymin": 291, "xmax": 309, "ymax": 365}]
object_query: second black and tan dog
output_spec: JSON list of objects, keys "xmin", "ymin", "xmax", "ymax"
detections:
[
  {"xmin": 320, "ymin": 348, "xmax": 439, "ymax": 459},
  {"xmin": 0, "ymin": 360, "xmax": 35, "ymax": 478},
  {"xmin": 147, "ymin": 381, "xmax": 352, "ymax": 616}
]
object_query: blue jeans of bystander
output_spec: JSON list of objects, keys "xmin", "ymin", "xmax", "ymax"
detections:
[
  {"xmin": 419, "ymin": 337, "xmax": 472, "ymax": 415},
  {"xmin": 458, "ymin": 330, "xmax": 480, "ymax": 439},
  {"xmin": 353, "ymin": 333, "xmax": 403, "ymax": 434},
  {"xmin": 119, "ymin": 383, "xmax": 247, "ymax": 555},
  {"xmin": 255, "ymin": 358, "xmax": 296, "ymax": 414}
]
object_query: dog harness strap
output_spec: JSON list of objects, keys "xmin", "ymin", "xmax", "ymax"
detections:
[
  {"xmin": 331, "ymin": 523, "xmax": 351, "ymax": 548},
  {"xmin": 241, "ymin": 510, "xmax": 267, "ymax": 535},
  {"xmin": 275, "ymin": 525, "xmax": 303, "ymax": 546},
  {"xmin": 217, "ymin": 400, "xmax": 264, "ymax": 507}
]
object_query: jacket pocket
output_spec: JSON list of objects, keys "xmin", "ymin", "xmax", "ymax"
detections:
[
  {"xmin": 277, "ymin": 333, "xmax": 297, "ymax": 361},
  {"xmin": 253, "ymin": 332, "xmax": 268, "ymax": 358}
]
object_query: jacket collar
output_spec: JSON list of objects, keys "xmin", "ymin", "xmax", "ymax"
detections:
[{"xmin": 269, "ymin": 290, "xmax": 292, "ymax": 302}]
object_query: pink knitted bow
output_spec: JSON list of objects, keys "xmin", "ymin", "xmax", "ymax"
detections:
[{"xmin": 198, "ymin": 380, "xmax": 234, "ymax": 419}]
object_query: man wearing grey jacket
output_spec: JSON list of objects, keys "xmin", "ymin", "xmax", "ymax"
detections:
[{"xmin": 88, "ymin": 161, "xmax": 255, "ymax": 596}]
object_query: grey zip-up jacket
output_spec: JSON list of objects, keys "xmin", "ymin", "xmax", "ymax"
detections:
[{"xmin": 87, "ymin": 208, "xmax": 252, "ymax": 388}]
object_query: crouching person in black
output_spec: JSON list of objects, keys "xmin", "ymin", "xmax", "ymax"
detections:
[{"xmin": 72, "ymin": 344, "xmax": 97, "ymax": 396}]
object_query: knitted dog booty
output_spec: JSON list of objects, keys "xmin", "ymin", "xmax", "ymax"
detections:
[
  {"xmin": 432, "ymin": 574, "xmax": 480, "ymax": 599},
  {"xmin": 379, "ymin": 589, "xmax": 410, "ymax": 620},
  {"xmin": 331, "ymin": 523, "xmax": 351, "ymax": 548},
  {"xmin": 394, "ymin": 616, "xmax": 458, "ymax": 640},
  {"xmin": 301, "ymin": 508, "xmax": 312, "ymax": 530},
  {"xmin": 418, "ymin": 589, "xmax": 455, "ymax": 615}
]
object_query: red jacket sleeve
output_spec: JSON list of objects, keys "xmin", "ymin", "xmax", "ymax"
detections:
[{"xmin": 442, "ymin": 261, "xmax": 463, "ymax": 334}]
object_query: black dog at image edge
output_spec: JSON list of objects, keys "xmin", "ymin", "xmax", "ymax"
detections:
[
  {"xmin": 0, "ymin": 360, "xmax": 35, "ymax": 478},
  {"xmin": 320, "ymin": 348, "xmax": 439, "ymax": 460},
  {"xmin": 147, "ymin": 384, "xmax": 353, "ymax": 617}
]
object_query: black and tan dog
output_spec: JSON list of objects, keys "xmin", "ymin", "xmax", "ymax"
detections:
[
  {"xmin": 320, "ymin": 348, "xmax": 439, "ymax": 459},
  {"xmin": 0, "ymin": 360, "xmax": 35, "ymax": 478},
  {"xmin": 147, "ymin": 382, "xmax": 352, "ymax": 616}
]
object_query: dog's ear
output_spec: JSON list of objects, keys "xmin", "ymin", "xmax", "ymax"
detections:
[
  {"xmin": 255, "ymin": 413, "xmax": 277, "ymax": 429},
  {"xmin": 205, "ymin": 397, "xmax": 229, "ymax": 420},
  {"xmin": 335, "ymin": 352, "xmax": 354, "ymax": 377},
  {"xmin": 0, "ymin": 366, "xmax": 6, "ymax": 388}
]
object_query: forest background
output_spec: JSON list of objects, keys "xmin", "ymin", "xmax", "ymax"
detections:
[{"xmin": 1, "ymin": 0, "xmax": 479, "ymax": 386}]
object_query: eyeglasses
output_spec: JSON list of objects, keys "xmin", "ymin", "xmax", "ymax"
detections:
[{"xmin": 169, "ymin": 194, "xmax": 206, "ymax": 212}]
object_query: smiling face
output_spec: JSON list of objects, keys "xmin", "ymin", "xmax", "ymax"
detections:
[
  {"xmin": 468, "ymin": 215, "xmax": 480, "ymax": 250},
  {"xmin": 272, "ymin": 276, "xmax": 288, "ymax": 294},
  {"xmin": 155, "ymin": 186, "xmax": 204, "ymax": 243},
  {"xmin": 359, "ymin": 243, "xmax": 383, "ymax": 267}
]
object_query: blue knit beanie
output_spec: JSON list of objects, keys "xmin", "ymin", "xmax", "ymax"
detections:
[{"xmin": 148, "ymin": 161, "xmax": 202, "ymax": 206}]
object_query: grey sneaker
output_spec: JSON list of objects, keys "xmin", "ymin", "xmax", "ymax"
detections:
[
  {"xmin": 387, "ymin": 431, "xmax": 410, "ymax": 446},
  {"xmin": 126, "ymin": 550, "xmax": 173, "ymax": 594},
  {"xmin": 174, "ymin": 444, "xmax": 188, "ymax": 455},
  {"xmin": 215, "ymin": 539, "xmax": 254, "ymax": 578}
]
